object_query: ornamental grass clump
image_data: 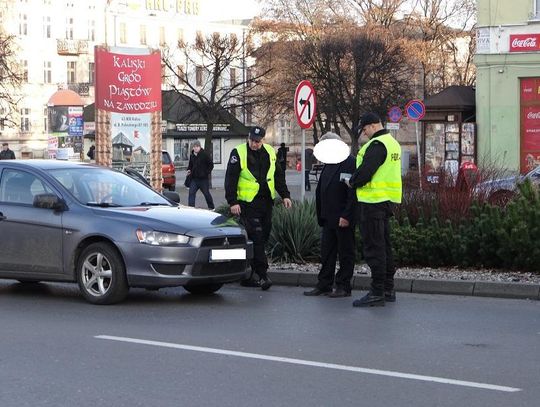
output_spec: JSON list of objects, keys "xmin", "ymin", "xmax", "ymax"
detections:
[{"xmin": 267, "ymin": 199, "xmax": 320, "ymax": 263}]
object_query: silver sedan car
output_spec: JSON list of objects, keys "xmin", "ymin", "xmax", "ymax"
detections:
[{"xmin": 0, "ymin": 160, "xmax": 252, "ymax": 304}]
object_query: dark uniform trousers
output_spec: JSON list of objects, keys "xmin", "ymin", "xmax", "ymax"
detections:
[
  {"xmin": 239, "ymin": 200, "xmax": 273, "ymax": 280},
  {"xmin": 318, "ymin": 225, "xmax": 355, "ymax": 292},
  {"xmin": 360, "ymin": 216, "xmax": 395, "ymax": 295}
]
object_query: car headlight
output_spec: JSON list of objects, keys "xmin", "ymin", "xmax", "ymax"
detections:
[{"xmin": 136, "ymin": 229, "xmax": 190, "ymax": 245}]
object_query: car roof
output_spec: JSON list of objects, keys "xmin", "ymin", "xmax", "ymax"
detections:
[{"xmin": 0, "ymin": 160, "xmax": 97, "ymax": 171}]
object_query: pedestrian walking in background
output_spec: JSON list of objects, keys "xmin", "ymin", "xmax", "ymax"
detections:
[
  {"xmin": 348, "ymin": 112, "xmax": 402, "ymax": 307},
  {"xmin": 225, "ymin": 126, "xmax": 292, "ymax": 290},
  {"xmin": 304, "ymin": 132, "xmax": 356, "ymax": 298},
  {"xmin": 304, "ymin": 147, "xmax": 314, "ymax": 191},
  {"xmin": 87, "ymin": 144, "xmax": 95, "ymax": 160},
  {"xmin": 277, "ymin": 142, "xmax": 288, "ymax": 171},
  {"xmin": 0, "ymin": 143, "xmax": 16, "ymax": 160},
  {"xmin": 187, "ymin": 140, "xmax": 215, "ymax": 210}
]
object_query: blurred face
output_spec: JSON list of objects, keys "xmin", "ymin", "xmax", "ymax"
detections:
[
  {"xmin": 2, "ymin": 145, "xmax": 7, "ymax": 151},
  {"xmin": 248, "ymin": 138, "xmax": 263, "ymax": 151},
  {"xmin": 193, "ymin": 144, "xmax": 201, "ymax": 153}
]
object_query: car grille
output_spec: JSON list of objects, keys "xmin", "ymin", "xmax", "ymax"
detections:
[
  {"xmin": 191, "ymin": 260, "xmax": 247, "ymax": 277},
  {"xmin": 152, "ymin": 264, "xmax": 186, "ymax": 276},
  {"xmin": 200, "ymin": 235, "xmax": 246, "ymax": 247}
]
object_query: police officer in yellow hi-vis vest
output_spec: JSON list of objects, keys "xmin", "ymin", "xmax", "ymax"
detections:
[
  {"xmin": 225, "ymin": 126, "xmax": 293, "ymax": 290},
  {"xmin": 347, "ymin": 112, "xmax": 402, "ymax": 307}
]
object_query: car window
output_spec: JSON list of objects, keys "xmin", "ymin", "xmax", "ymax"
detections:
[
  {"xmin": 48, "ymin": 167, "xmax": 171, "ymax": 207},
  {"xmin": 162, "ymin": 152, "xmax": 171, "ymax": 165},
  {"xmin": 0, "ymin": 169, "xmax": 54, "ymax": 205}
]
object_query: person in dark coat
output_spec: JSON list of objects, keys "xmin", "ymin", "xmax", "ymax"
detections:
[
  {"xmin": 0, "ymin": 143, "xmax": 16, "ymax": 160},
  {"xmin": 304, "ymin": 132, "xmax": 356, "ymax": 297},
  {"xmin": 187, "ymin": 140, "xmax": 215, "ymax": 209},
  {"xmin": 87, "ymin": 145, "xmax": 95, "ymax": 160},
  {"xmin": 277, "ymin": 142, "xmax": 288, "ymax": 171},
  {"xmin": 304, "ymin": 147, "xmax": 314, "ymax": 191}
]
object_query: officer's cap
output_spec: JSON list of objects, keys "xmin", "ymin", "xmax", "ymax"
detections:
[
  {"xmin": 248, "ymin": 126, "xmax": 266, "ymax": 141},
  {"xmin": 357, "ymin": 112, "xmax": 381, "ymax": 134}
]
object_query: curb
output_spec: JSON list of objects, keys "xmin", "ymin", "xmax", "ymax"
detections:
[{"xmin": 268, "ymin": 270, "xmax": 540, "ymax": 300}]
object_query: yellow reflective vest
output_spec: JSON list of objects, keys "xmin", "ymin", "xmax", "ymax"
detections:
[
  {"xmin": 236, "ymin": 143, "xmax": 277, "ymax": 202},
  {"xmin": 356, "ymin": 132, "xmax": 402, "ymax": 204}
]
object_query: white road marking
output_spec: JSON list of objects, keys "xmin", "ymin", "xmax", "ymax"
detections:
[{"xmin": 95, "ymin": 335, "xmax": 521, "ymax": 393}]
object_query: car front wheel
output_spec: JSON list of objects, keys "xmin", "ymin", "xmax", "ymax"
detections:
[
  {"xmin": 76, "ymin": 242, "xmax": 129, "ymax": 305},
  {"xmin": 183, "ymin": 283, "xmax": 223, "ymax": 295}
]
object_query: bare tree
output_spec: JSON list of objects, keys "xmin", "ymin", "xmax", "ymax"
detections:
[
  {"xmin": 162, "ymin": 30, "xmax": 271, "ymax": 158},
  {"xmin": 0, "ymin": 29, "xmax": 23, "ymax": 128},
  {"xmin": 255, "ymin": 6, "xmax": 415, "ymax": 151}
]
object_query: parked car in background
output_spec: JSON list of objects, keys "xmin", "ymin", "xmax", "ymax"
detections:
[
  {"xmin": 0, "ymin": 160, "xmax": 252, "ymax": 304},
  {"xmin": 474, "ymin": 165, "xmax": 540, "ymax": 205},
  {"xmin": 162, "ymin": 150, "xmax": 176, "ymax": 191}
]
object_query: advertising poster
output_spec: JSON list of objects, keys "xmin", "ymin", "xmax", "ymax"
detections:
[
  {"xmin": 47, "ymin": 136, "xmax": 58, "ymax": 159},
  {"xmin": 111, "ymin": 112, "xmax": 151, "ymax": 162},
  {"xmin": 95, "ymin": 48, "xmax": 161, "ymax": 114},
  {"xmin": 68, "ymin": 106, "xmax": 84, "ymax": 153},
  {"xmin": 94, "ymin": 46, "xmax": 162, "ymax": 189},
  {"xmin": 49, "ymin": 106, "xmax": 69, "ymax": 133},
  {"xmin": 520, "ymin": 78, "xmax": 540, "ymax": 172}
]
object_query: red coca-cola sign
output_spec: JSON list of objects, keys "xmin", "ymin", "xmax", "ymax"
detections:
[{"xmin": 510, "ymin": 34, "xmax": 540, "ymax": 52}]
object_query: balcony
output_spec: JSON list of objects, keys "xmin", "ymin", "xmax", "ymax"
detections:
[
  {"xmin": 57, "ymin": 39, "xmax": 89, "ymax": 55},
  {"xmin": 67, "ymin": 83, "xmax": 91, "ymax": 97}
]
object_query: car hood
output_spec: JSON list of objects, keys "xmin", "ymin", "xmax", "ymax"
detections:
[
  {"xmin": 92, "ymin": 205, "xmax": 240, "ymax": 235},
  {"xmin": 477, "ymin": 175, "xmax": 522, "ymax": 191}
]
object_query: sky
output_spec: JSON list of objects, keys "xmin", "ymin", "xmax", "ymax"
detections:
[{"xmin": 200, "ymin": 0, "xmax": 262, "ymax": 20}]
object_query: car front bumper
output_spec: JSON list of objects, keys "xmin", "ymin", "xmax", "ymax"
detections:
[{"xmin": 118, "ymin": 240, "xmax": 253, "ymax": 288}]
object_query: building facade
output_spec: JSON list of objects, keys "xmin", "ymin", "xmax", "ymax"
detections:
[
  {"xmin": 0, "ymin": 0, "xmax": 252, "ymax": 167},
  {"xmin": 475, "ymin": 0, "xmax": 540, "ymax": 173}
]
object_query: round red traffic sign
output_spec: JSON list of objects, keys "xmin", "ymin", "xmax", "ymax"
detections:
[
  {"xmin": 294, "ymin": 80, "xmax": 317, "ymax": 129},
  {"xmin": 405, "ymin": 99, "xmax": 426, "ymax": 121},
  {"xmin": 388, "ymin": 106, "xmax": 402, "ymax": 123}
]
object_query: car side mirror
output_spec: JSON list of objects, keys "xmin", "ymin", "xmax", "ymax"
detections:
[
  {"xmin": 162, "ymin": 190, "xmax": 180, "ymax": 205},
  {"xmin": 33, "ymin": 193, "xmax": 66, "ymax": 211}
]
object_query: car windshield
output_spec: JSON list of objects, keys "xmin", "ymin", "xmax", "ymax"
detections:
[{"xmin": 48, "ymin": 167, "xmax": 171, "ymax": 207}]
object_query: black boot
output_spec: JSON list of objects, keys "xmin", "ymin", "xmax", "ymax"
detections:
[
  {"xmin": 240, "ymin": 278, "xmax": 260, "ymax": 288},
  {"xmin": 303, "ymin": 287, "xmax": 331, "ymax": 296},
  {"xmin": 260, "ymin": 276, "xmax": 272, "ymax": 291},
  {"xmin": 385, "ymin": 290, "xmax": 396, "ymax": 302},
  {"xmin": 352, "ymin": 292, "xmax": 385, "ymax": 307}
]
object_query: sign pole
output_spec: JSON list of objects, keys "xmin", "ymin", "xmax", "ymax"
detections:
[
  {"xmin": 405, "ymin": 99, "xmax": 426, "ymax": 189},
  {"xmin": 301, "ymin": 129, "xmax": 306, "ymax": 201},
  {"xmin": 415, "ymin": 121, "xmax": 422, "ymax": 189},
  {"xmin": 294, "ymin": 80, "xmax": 317, "ymax": 202}
]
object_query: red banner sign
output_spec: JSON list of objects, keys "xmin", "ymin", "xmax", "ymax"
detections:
[
  {"xmin": 520, "ymin": 78, "xmax": 540, "ymax": 173},
  {"xmin": 510, "ymin": 34, "xmax": 540, "ymax": 52},
  {"xmin": 95, "ymin": 47, "xmax": 161, "ymax": 114}
]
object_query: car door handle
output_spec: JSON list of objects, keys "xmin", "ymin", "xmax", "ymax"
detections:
[{"xmin": 0, "ymin": 212, "xmax": 5, "ymax": 221}]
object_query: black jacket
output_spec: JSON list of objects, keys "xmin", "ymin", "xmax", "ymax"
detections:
[
  {"xmin": 225, "ymin": 143, "xmax": 290, "ymax": 207},
  {"xmin": 315, "ymin": 156, "xmax": 356, "ymax": 228},
  {"xmin": 0, "ymin": 149, "xmax": 16, "ymax": 160},
  {"xmin": 187, "ymin": 149, "xmax": 213, "ymax": 179},
  {"xmin": 349, "ymin": 129, "xmax": 395, "ymax": 220}
]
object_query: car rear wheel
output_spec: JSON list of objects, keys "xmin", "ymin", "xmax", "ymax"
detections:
[
  {"xmin": 76, "ymin": 242, "xmax": 129, "ymax": 305},
  {"xmin": 168, "ymin": 184, "xmax": 176, "ymax": 191},
  {"xmin": 183, "ymin": 283, "xmax": 223, "ymax": 295}
]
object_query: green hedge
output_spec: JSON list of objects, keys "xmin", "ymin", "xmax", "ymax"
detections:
[
  {"xmin": 393, "ymin": 182, "xmax": 540, "ymax": 271},
  {"xmin": 218, "ymin": 182, "xmax": 540, "ymax": 272}
]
